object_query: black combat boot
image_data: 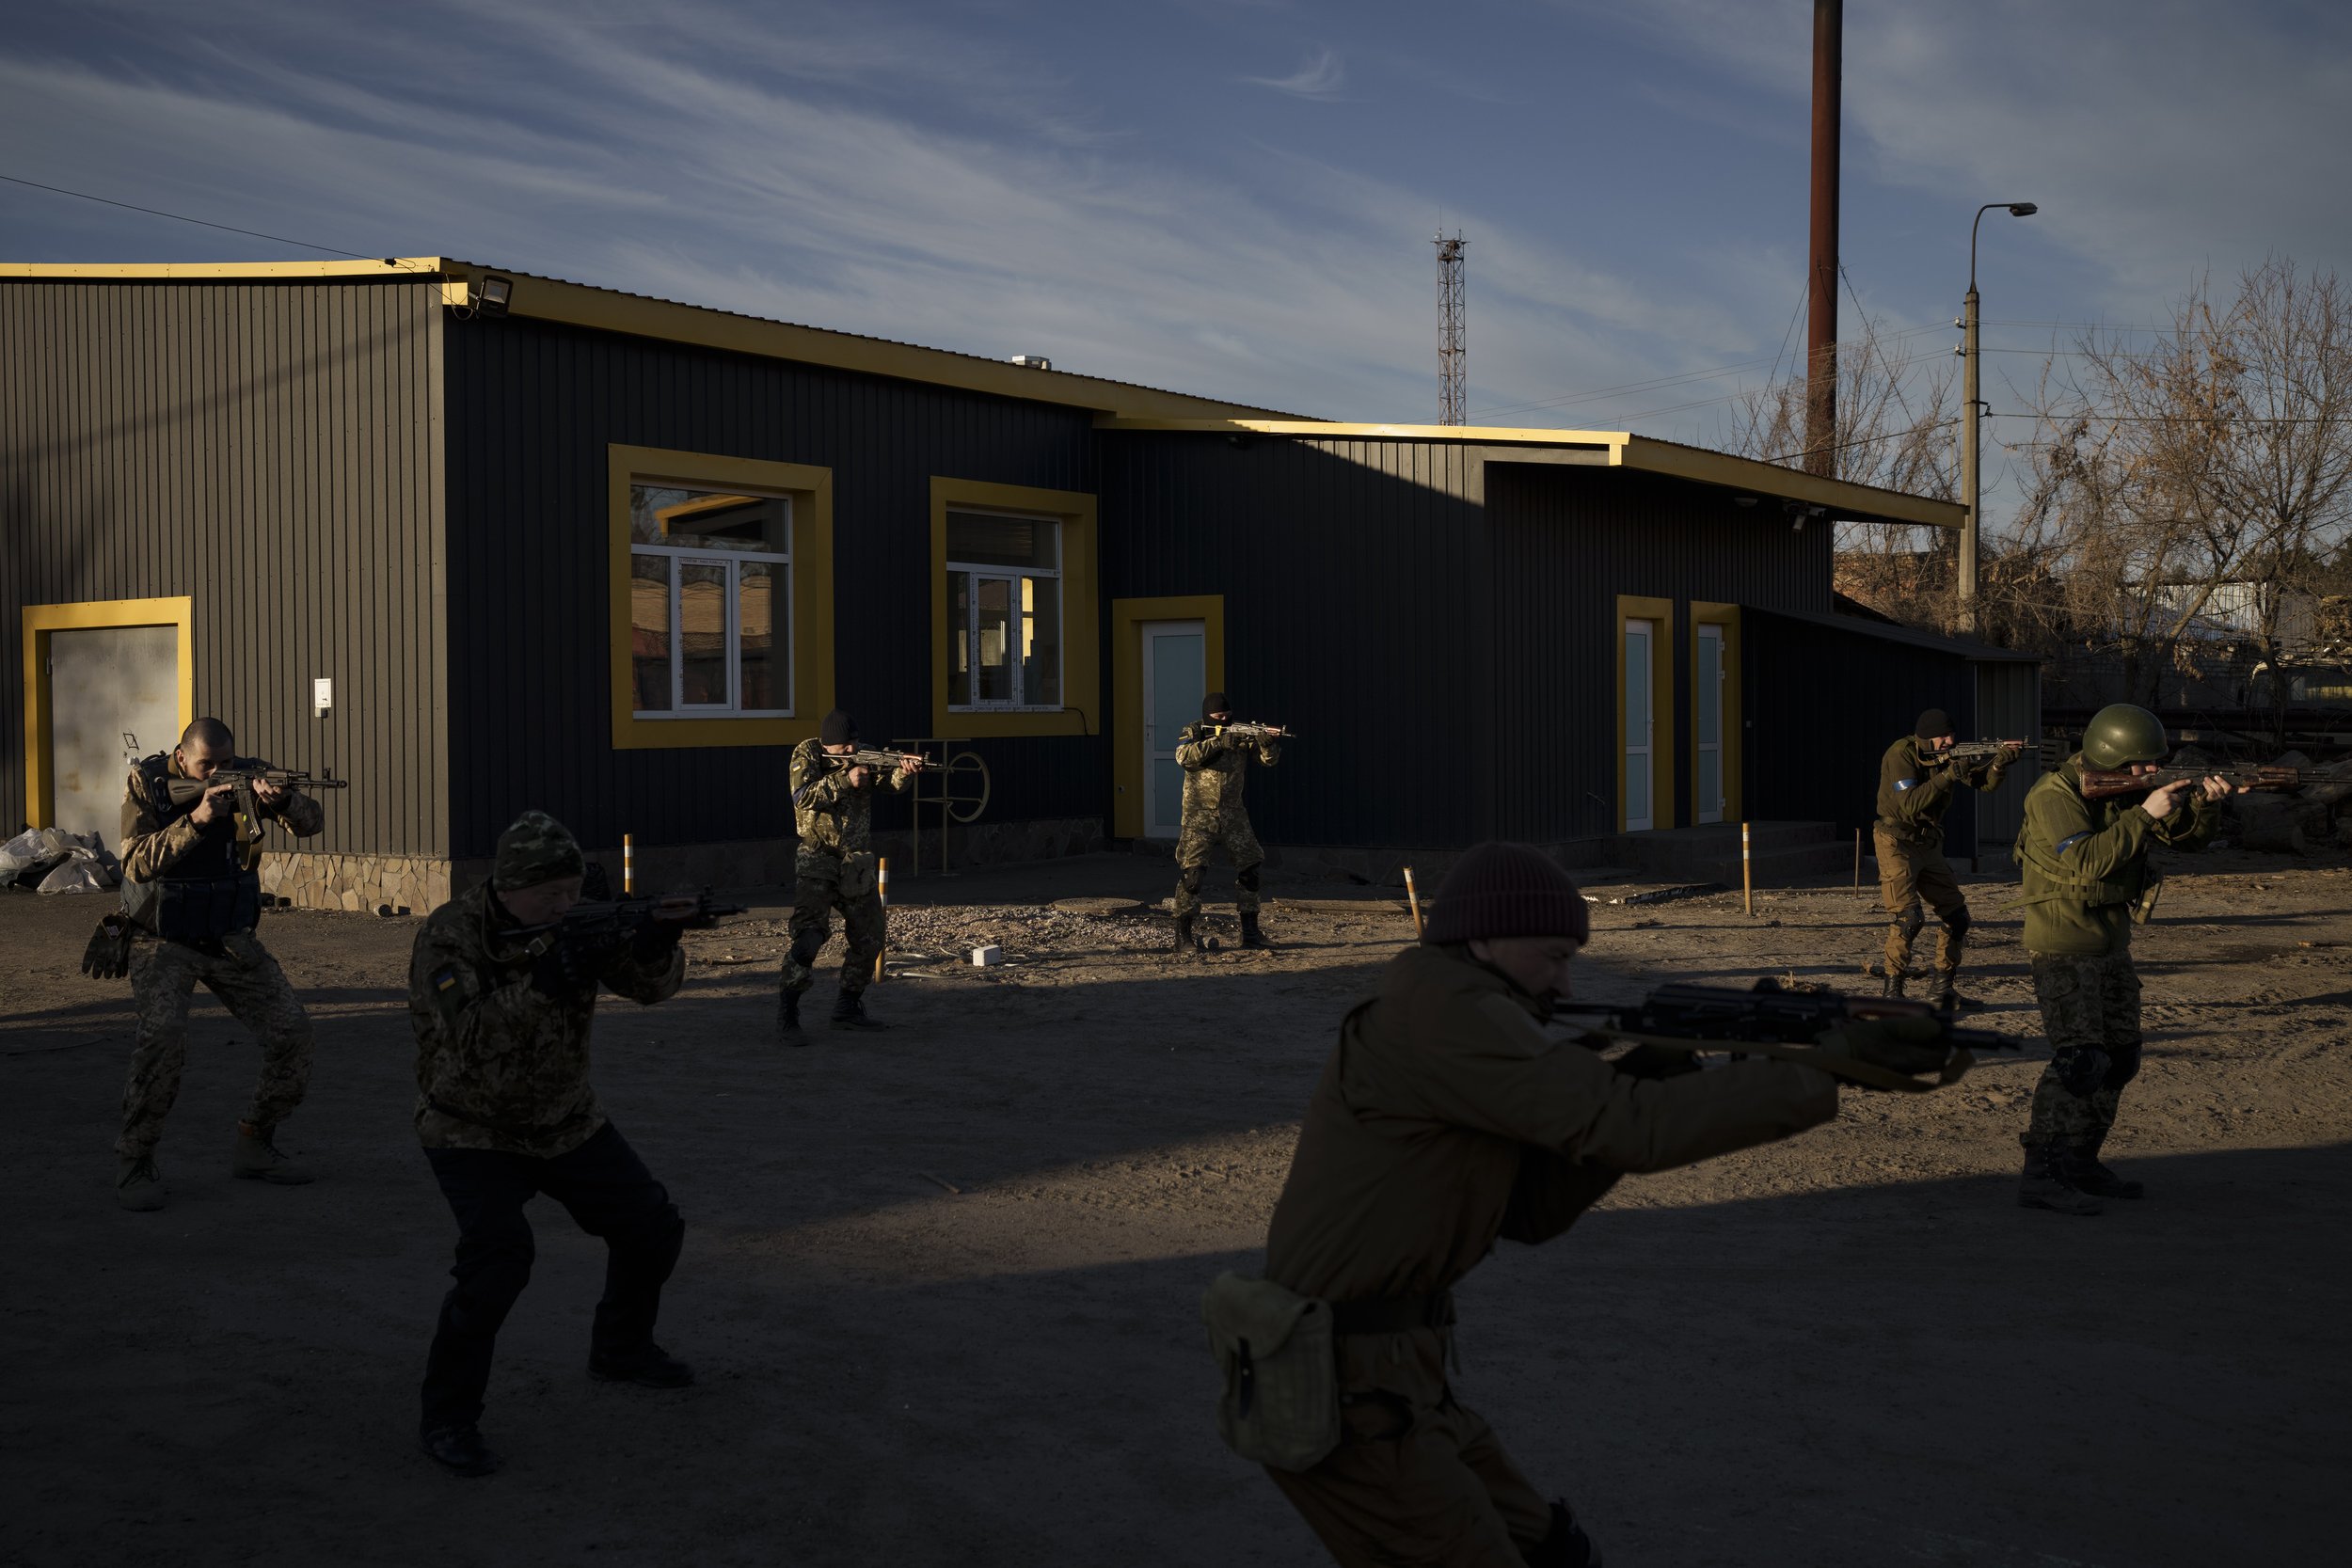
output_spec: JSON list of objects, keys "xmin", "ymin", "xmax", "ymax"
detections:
[
  {"xmin": 420, "ymin": 1422, "xmax": 503, "ymax": 1478},
  {"xmin": 1172, "ymin": 913, "xmax": 1196, "ymax": 953},
  {"xmin": 1933, "ymin": 968, "xmax": 1985, "ymax": 1012},
  {"xmin": 831, "ymin": 990, "xmax": 889, "ymax": 1031},
  {"xmin": 2017, "ymin": 1145, "xmax": 2102, "ymax": 1216},
  {"xmin": 2063, "ymin": 1145, "xmax": 2145, "ymax": 1200},
  {"xmin": 589, "ymin": 1343, "xmax": 696, "ymax": 1387},
  {"xmin": 1239, "ymin": 912, "xmax": 1270, "ymax": 949},
  {"xmin": 1525, "ymin": 1500, "xmax": 1603, "ymax": 1567},
  {"xmin": 776, "ymin": 990, "xmax": 807, "ymax": 1045},
  {"xmin": 1881, "ymin": 967, "xmax": 1906, "ymax": 1000}
]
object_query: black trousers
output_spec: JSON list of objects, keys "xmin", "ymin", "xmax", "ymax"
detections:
[{"xmin": 419, "ymin": 1121, "xmax": 684, "ymax": 1433}]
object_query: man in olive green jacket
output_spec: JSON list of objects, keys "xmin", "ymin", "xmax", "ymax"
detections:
[
  {"xmin": 2011, "ymin": 704, "xmax": 2235, "ymax": 1215},
  {"xmin": 1872, "ymin": 707, "xmax": 2019, "ymax": 1008},
  {"xmin": 1257, "ymin": 842, "xmax": 1955, "ymax": 1566}
]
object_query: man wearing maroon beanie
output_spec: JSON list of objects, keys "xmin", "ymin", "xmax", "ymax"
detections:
[{"xmin": 1250, "ymin": 841, "xmax": 1942, "ymax": 1566}]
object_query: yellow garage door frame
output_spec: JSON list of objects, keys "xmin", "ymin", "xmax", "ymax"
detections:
[
  {"xmin": 1109, "ymin": 595, "xmax": 1224, "ymax": 840},
  {"xmin": 21, "ymin": 597, "xmax": 196, "ymax": 828}
]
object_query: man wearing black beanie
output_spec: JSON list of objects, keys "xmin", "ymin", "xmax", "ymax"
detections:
[
  {"xmin": 1170, "ymin": 692, "xmax": 1285, "ymax": 950},
  {"xmin": 1873, "ymin": 708, "xmax": 2021, "ymax": 1008}
]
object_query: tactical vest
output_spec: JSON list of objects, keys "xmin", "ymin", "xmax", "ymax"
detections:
[
  {"xmin": 120, "ymin": 753, "xmax": 263, "ymax": 942},
  {"xmin": 2010, "ymin": 768, "xmax": 2143, "ymax": 911}
]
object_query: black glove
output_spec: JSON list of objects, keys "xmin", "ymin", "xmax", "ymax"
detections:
[
  {"xmin": 530, "ymin": 938, "xmax": 600, "ymax": 999},
  {"xmin": 81, "ymin": 915, "xmax": 134, "ymax": 980},
  {"xmin": 1814, "ymin": 1014, "xmax": 1954, "ymax": 1080},
  {"xmin": 628, "ymin": 917, "xmax": 685, "ymax": 965}
]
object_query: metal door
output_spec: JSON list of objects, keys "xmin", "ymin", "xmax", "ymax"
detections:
[
  {"xmin": 1695, "ymin": 624, "xmax": 1724, "ymax": 824},
  {"xmin": 47, "ymin": 625, "xmax": 180, "ymax": 845},
  {"xmin": 1141, "ymin": 621, "xmax": 1205, "ymax": 840},
  {"xmin": 1624, "ymin": 618, "xmax": 1655, "ymax": 832}
]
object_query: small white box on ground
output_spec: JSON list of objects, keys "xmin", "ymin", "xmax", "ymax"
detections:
[{"xmin": 970, "ymin": 944, "xmax": 1003, "ymax": 967}]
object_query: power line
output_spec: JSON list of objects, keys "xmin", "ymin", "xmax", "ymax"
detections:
[{"xmin": 0, "ymin": 171, "xmax": 390, "ymax": 261}]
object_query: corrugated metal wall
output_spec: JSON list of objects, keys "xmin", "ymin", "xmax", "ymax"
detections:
[
  {"xmin": 1974, "ymin": 659, "xmax": 2045, "ymax": 863},
  {"xmin": 1097, "ymin": 437, "xmax": 1839, "ymax": 848},
  {"xmin": 0, "ymin": 279, "xmax": 446, "ymax": 855},
  {"xmin": 441, "ymin": 316, "xmax": 1099, "ymax": 860}
]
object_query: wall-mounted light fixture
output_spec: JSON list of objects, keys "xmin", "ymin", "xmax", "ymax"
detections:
[{"xmin": 475, "ymin": 276, "xmax": 514, "ymax": 318}]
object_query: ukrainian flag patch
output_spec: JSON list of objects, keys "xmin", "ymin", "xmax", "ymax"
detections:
[{"xmin": 433, "ymin": 966, "xmax": 460, "ymax": 993}]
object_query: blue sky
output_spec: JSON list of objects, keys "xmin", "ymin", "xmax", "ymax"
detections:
[{"xmin": 6, "ymin": 0, "xmax": 2349, "ymax": 519}]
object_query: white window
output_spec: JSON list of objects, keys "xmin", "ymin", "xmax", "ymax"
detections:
[
  {"xmin": 946, "ymin": 510, "xmax": 1062, "ymax": 710},
  {"xmin": 628, "ymin": 484, "xmax": 792, "ymax": 717}
]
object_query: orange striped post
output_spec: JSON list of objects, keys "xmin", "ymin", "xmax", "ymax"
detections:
[
  {"xmin": 1404, "ymin": 866, "xmax": 1424, "ymax": 937},
  {"xmin": 1741, "ymin": 822, "xmax": 1754, "ymax": 916},
  {"xmin": 623, "ymin": 833, "xmax": 634, "ymax": 895},
  {"xmin": 874, "ymin": 856, "xmax": 890, "ymax": 983}
]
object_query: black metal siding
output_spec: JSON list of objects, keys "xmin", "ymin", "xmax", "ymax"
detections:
[
  {"xmin": 439, "ymin": 316, "xmax": 1099, "ymax": 860},
  {"xmin": 0, "ymin": 279, "xmax": 446, "ymax": 855}
]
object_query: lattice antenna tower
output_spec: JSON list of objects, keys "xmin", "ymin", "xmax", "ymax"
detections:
[{"xmin": 1436, "ymin": 231, "xmax": 1467, "ymax": 425}]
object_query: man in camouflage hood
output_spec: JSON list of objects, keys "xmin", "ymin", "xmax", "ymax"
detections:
[{"xmin": 406, "ymin": 810, "xmax": 695, "ymax": 1477}]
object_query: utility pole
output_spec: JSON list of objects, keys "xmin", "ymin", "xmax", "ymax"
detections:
[
  {"xmin": 1436, "ymin": 231, "xmax": 1466, "ymax": 425},
  {"xmin": 1804, "ymin": 0, "xmax": 1841, "ymax": 476}
]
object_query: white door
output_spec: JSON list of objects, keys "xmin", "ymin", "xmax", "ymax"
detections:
[
  {"xmin": 1695, "ymin": 624, "xmax": 1724, "ymax": 825},
  {"xmin": 1141, "ymin": 621, "xmax": 1205, "ymax": 840},
  {"xmin": 47, "ymin": 625, "xmax": 180, "ymax": 846},
  {"xmin": 1624, "ymin": 618, "xmax": 1655, "ymax": 832}
]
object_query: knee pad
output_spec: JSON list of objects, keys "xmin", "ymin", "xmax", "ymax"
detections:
[
  {"xmin": 2104, "ymin": 1041, "xmax": 2142, "ymax": 1088},
  {"xmin": 1942, "ymin": 906, "xmax": 1972, "ymax": 939},
  {"xmin": 1236, "ymin": 863, "xmax": 1263, "ymax": 893},
  {"xmin": 1896, "ymin": 907, "xmax": 1926, "ymax": 940},
  {"xmin": 2053, "ymin": 1045, "xmax": 2111, "ymax": 1098},
  {"xmin": 787, "ymin": 927, "xmax": 829, "ymax": 967},
  {"xmin": 1177, "ymin": 864, "xmax": 1205, "ymax": 895}
]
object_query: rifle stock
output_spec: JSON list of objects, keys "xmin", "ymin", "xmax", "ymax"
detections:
[{"xmin": 2077, "ymin": 765, "xmax": 2300, "ymax": 801}]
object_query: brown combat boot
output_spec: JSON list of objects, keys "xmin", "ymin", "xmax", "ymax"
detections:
[
  {"xmin": 232, "ymin": 1121, "xmax": 314, "ymax": 1185},
  {"xmin": 2017, "ymin": 1146, "xmax": 2102, "ymax": 1216}
]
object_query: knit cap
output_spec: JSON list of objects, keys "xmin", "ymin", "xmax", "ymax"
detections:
[
  {"xmin": 820, "ymin": 708, "xmax": 857, "ymax": 745},
  {"xmin": 1422, "ymin": 842, "xmax": 1590, "ymax": 944},
  {"xmin": 492, "ymin": 810, "xmax": 585, "ymax": 891},
  {"xmin": 1201, "ymin": 692, "xmax": 1230, "ymax": 720},
  {"xmin": 1915, "ymin": 708, "xmax": 1954, "ymax": 739}
]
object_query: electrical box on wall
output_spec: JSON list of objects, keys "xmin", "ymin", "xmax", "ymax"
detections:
[{"xmin": 313, "ymin": 677, "xmax": 334, "ymax": 718}]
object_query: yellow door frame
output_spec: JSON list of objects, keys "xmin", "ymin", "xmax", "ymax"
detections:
[
  {"xmin": 21, "ymin": 597, "xmax": 196, "ymax": 828},
  {"xmin": 1110, "ymin": 595, "xmax": 1224, "ymax": 840},
  {"xmin": 1691, "ymin": 602, "xmax": 1743, "ymax": 824},
  {"xmin": 1614, "ymin": 594, "xmax": 1676, "ymax": 832}
]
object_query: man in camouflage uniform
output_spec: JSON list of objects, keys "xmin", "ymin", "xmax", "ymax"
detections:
[
  {"xmin": 777, "ymin": 708, "xmax": 918, "ymax": 1039},
  {"xmin": 1872, "ymin": 706, "xmax": 2021, "ymax": 1009},
  {"xmin": 2012, "ymin": 704, "xmax": 2236, "ymax": 1215},
  {"xmin": 1172, "ymin": 691, "xmax": 1283, "ymax": 952},
  {"xmin": 407, "ymin": 810, "xmax": 694, "ymax": 1478},
  {"xmin": 114, "ymin": 717, "xmax": 326, "ymax": 1212}
]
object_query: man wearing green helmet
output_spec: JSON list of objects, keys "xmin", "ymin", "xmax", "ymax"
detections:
[{"xmin": 2011, "ymin": 703, "xmax": 2239, "ymax": 1214}]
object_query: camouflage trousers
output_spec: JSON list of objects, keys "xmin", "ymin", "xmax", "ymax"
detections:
[
  {"xmin": 779, "ymin": 852, "xmax": 884, "ymax": 997},
  {"xmin": 119, "ymin": 934, "xmax": 314, "ymax": 1158},
  {"xmin": 1174, "ymin": 807, "xmax": 1264, "ymax": 919},
  {"xmin": 1874, "ymin": 829, "xmax": 1968, "ymax": 975},
  {"xmin": 2021, "ymin": 951, "xmax": 2143, "ymax": 1154}
]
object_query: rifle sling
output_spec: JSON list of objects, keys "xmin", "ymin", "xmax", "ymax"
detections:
[{"xmin": 1589, "ymin": 1028, "xmax": 1978, "ymax": 1094}]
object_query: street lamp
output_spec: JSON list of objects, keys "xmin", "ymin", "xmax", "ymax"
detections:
[{"xmin": 1958, "ymin": 200, "xmax": 2038, "ymax": 635}]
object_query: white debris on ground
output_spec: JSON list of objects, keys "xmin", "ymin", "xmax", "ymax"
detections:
[{"xmin": 690, "ymin": 903, "xmax": 1174, "ymax": 967}]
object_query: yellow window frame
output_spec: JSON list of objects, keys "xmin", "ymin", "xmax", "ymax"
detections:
[
  {"xmin": 1109, "ymin": 595, "xmax": 1225, "ymax": 839},
  {"xmin": 930, "ymin": 478, "xmax": 1100, "ymax": 737},
  {"xmin": 1691, "ymin": 602, "xmax": 1743, "ymax": 823},
  {"xmin": 21, "ymin": 596, "xmax": 195, "ymax": 827},
  {"xmin": 607, "ymin": 444, "xmax": 836, "ymax": 750},
  {"xmin": 1615, "ymin": 594, "xmax": 1677, "ymax": 832}
]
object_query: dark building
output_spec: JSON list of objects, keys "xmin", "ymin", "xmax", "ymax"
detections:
[{"xmin": 3, "ymin": 258, "xmax": 2029, "ymax": 909}]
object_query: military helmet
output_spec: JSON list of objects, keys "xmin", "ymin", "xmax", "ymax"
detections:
[{"xmin": 2080, "ymin": 704, "xmax": 2169, "ymax": 769}]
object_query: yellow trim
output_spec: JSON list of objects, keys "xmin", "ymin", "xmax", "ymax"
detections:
[
  {"xmin": 1691, "ymin": 602, "xmax": 1743, "ymax": 823},
  {"xmin": 930, "ymin": 480, "xmax": 1100, "ymax": 738},
  {"xmin": 1616, "ymin": 595, "xmax": 1676, "ymax": 832},
  {"xmin": 1109, "ymin": 596, "xmax": 1226, "ymax": 839},
  {"xmin": 1095, "ymin": 418, "xmax": 1963, "ymax": 531},
  {"xmin": 606, "ymin": 445, "xmax": 835, "ymax": 751},
  {"xmin": 0, "ymin": 259, "xmax": 442, "ymax": 280},
  {"xmin": 21, "ymin": 597, "xmax": 195, "ymax": 827}
]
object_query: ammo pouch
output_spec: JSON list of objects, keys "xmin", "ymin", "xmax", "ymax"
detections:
[
  {"xmin": 123, "ymin": 872, "xmax": 262, "ymax": 944},
  {"xmin": 839, "ymin": 850, "xmax": 881, "ymax": 899},
  {"xmin": 1200, "ymin": 1271, "xmax": 1339, "ymax": 1472}
]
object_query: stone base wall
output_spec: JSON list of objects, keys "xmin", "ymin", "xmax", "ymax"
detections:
[{"xmin": 261, "ymin": 852, "xmax": 453, "ymax": 914}]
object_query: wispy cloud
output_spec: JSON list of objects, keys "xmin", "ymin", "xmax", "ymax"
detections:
[{"xmin": 1241, "ymin": 46, "xmax": 1346, "ymax": 100}]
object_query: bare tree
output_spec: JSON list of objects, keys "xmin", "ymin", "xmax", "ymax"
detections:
[
  {"xmin": 2017, "ymin": 258, "xmax": 2352, "ymax": 731},
  {"xmin": 1724, "ymin": 313, "xmax": 1961, "ymax": 626}
]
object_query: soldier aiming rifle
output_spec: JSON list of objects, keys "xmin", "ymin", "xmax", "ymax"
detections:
[
  {"xmin": 777, "ymin": 709, "xmax": 920, "ymax": 1039},
  {"xmin": 1871, "ymin": 708, "xmax": 2024, "ymax": 1009},
  {"xmin": 1172, "ymin": 693, "xmax": 1286, "ymax": 952}
]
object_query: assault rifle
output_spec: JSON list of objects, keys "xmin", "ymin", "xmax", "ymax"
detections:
[
  {"xmin": 2077, "ymin": 764, "xmax": 2301, "ymax": 801},
  {"xmin": 821, "ymin": 748, "xmax": 930, "ymax": 773},
  {"xmin": 498, "ymin": 891, "xmax": 747, "ymax": 961},
  {"xmin": 1562, "ymin": 977, "xmax": 2016, "ymax": 1093},
  {"xmin": 1938, "ymin": 739, "xmax": 2027, "ymax": 764},
  {"xmin": 1208, "ymin": 721, "xmax": 1290, "ymax": 744},
  {"xmin": 167, "ymin": 766, "xmax": 347, "ymax": 820}
]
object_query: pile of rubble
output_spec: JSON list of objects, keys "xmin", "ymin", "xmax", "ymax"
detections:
[{"xmin": 881, "ymin": 902, "xmax": 1169, "ymax": 962}]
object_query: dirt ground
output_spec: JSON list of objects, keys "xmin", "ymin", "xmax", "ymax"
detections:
[{"xmin": 3, "ymin": 847, "xmax": 2348, "ymax": 1568}]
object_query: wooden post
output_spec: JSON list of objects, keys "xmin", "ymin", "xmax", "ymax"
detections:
[
  {"xmin": 874, "ymin": 856, "xmax": 889, "ymax": 983},
  {"xmin": 623, "ymin": 833, "xmax": 634, "ymax": 895},
  {"xmin": 1741, "ymin": 821, "xmax": 1754, "ymax": 916},
  {"xmin": 1853, "ymin": 828, "xmax": 1861, "ymax": 890},
  {"xmin": 1404, "ymin": 865, "xmax": 1424, "ymax": 938}
]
